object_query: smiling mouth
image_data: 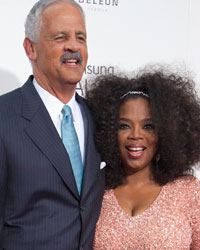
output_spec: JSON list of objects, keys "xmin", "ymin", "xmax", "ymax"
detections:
[
  {"xmin": 63, "ymin": 58, "xmax": 81, "ymax": 66},
  {"xmin": 126, "ymin": 145, "xmax": 146, "ymax": 158}
]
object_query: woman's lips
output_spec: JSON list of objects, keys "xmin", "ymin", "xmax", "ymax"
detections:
[{"xmin": 126, "ymin": 144, "xmax": 146, "ymax": 159}]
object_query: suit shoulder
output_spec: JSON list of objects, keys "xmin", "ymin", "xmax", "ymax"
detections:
[
  {"xmin": 0, "ymin": 87, "xmax": 22, "ymax": 113},
  {"xmin": 0, "ymin": 87, "xmax": 21, "ymax": 102}
]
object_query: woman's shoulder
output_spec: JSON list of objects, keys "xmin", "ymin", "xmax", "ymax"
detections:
[
  {"xmin": 103, "ymin": 189, "xmax": 114, "ymax": 199},
  {"xmin": 166, "ymin": 175, "xmax": 200, "ymax": 204},
  {"xmin": 100, "ymin": 189, "xmax": 119, "ymax": 213},
  {"xmin": 169, "ymin": 174, "xmax": 200, "ymax": 189}
]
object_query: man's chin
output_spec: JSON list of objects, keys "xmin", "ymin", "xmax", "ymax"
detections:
[
  {"xmin": 61, "ymin": 72, "xmax": 83, "ymax": 86},
  {"xmin": 63, "ymin": 79, "xmax": 81, "ymax": 85}
]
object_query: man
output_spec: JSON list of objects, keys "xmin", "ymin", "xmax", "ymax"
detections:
[{"xmin": 0, "ymin": 1, "xmax": 105, "ymax": 249}]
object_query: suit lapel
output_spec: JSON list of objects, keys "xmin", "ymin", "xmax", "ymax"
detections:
[
  {"xmin": 21, "ymin": 76, "xmax": 79, "ymax": 199},
  {"xmin": 76, "ymin": 94, "xmax": 101, "ymax": 198}
]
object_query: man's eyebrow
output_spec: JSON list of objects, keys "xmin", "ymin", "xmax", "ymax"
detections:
[
  {"xmin": 76, "ymin": 31, "xmax": 87, "ymax": 38},
  {"xmin": 54, "ymin": 31, "xmax": 68, "ymax": 36}
]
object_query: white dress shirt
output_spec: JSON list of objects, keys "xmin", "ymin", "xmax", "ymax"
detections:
[{"xmin": 33, "ymin": 79, "xmax": 85, "ymax": 163}]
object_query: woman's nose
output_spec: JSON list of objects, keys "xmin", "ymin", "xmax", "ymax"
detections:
[{"xmin": 128, "ymin": 126, "xmax": 143, "ymax": 140}]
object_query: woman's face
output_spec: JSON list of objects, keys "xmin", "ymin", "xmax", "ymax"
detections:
[{"xmin": 118, "ymin": 97, "xmax": 158, "ymax": 174}]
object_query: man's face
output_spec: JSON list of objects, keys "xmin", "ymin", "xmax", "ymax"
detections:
[{"xmin": 30, "ymin": 2, "xmax": 88, "ymax": 88}]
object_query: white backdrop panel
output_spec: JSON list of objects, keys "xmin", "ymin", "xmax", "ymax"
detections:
[{"xmin": 0, "ymin": 0, "xmax": 199, "ymax": 178}]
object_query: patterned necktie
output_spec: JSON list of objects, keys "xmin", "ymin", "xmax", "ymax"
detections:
[{"xmin": 61, "ymin": 105, "xmax": 83, "ymax": 194}]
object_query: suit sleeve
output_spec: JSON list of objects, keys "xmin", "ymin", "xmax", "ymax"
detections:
[{"xmin": 0, "ymin": 136, "xmax": 7, "ymax": 248}]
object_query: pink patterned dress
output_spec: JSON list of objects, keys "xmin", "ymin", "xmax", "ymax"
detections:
[{"xmin": 94, "ymin": 175, "xmax": 200, "ymax": 249}]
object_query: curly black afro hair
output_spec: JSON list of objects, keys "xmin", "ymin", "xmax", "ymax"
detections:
[{"xmin": 86, "ymin": 70, "xmax": 200, "ymax": 189}]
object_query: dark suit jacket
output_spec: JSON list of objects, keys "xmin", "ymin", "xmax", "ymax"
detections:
[{"xmin": 0, "ymin": 76, "xmax": 105, "ymax": 250}]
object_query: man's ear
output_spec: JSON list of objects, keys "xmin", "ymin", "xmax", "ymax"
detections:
[{"xmin": 23, "ymin": 37, "xmax": 37, "ymax": 61}]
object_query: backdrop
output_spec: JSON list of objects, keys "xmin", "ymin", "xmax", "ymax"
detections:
[{"xmin": 0, "ymin": 0, "xmax": 199, "ymax": 178}]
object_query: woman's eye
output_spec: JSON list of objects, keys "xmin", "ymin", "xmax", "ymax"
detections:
[
  {"xmin": 143, "ymin": 124, "xmax": 155, "ymax": 130},
  {"xmin": 119, "ymin": 123, "xmax": 130, "ymax": 130}
]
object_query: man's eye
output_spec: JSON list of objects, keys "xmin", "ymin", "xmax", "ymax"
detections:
[
  {"xmin": 55, "ymin": 36, "xmax": 65, "ymax": 41},
  {"xmin": 119, "ymin": 123, "xmax": 129, "ymax": 130},
  {"xmin": 77, "ymin": 36, "xmax": 85, "ymax": 42},
  {"xmin": 143, "ymin": 124, "xmax": 155, "ymax": 130}
]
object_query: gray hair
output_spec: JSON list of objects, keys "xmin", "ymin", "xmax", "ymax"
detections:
[{"xmin": 25, "ymin": 0, "xmax": 85, "ymax": 43}]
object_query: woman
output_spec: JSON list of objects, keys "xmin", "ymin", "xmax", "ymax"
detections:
[{"xmin": 86, "ymin": 70, "xmax": 200, "ymax": 249}]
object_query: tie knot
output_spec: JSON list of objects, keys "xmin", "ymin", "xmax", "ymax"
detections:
[{"xmin": 62, "ymin": 105, "xmax": 72, "ymax": 117}]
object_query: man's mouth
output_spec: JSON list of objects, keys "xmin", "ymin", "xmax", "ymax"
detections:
[
  {"xmin": 61, "ymin": 52, "xmax": 82, "ymax": 66},
  {"xmin": 63, "ymin": 58, "xmax": 81, "ymax": 66}
]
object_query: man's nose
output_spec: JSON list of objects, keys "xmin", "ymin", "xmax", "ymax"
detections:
[{"xmin": 64, "ymin": 37, "xmax": 79, "ymax": 52}]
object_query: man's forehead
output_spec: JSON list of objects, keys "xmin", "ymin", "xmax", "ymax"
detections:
[{"xmin": 41, "ymin": 1, "xmax": 83, "ymax": 19}]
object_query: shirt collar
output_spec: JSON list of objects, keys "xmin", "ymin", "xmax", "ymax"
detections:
[{"xmin": 33, "ymin": 78, "xmax": 78, "ymax": 122}]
